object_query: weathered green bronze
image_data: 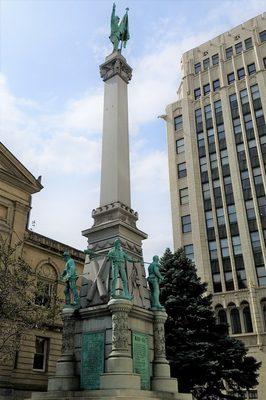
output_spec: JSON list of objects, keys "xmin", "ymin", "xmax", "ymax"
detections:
[
  {"xmin": 107, "ymin": 238, "xmax": 137, "ymax": 300},
  {"xmin": 109, "ymin": 3, "xmax": 130, "ymax": 52},
  {"xmin": 147, "ymin": 256, "xmax": 164, "ymax": 310},
  {"xmin": 61, "ymin": 251, "xmax": 79, "ymax": 307},
  {"xmin": 81, "ymin": 331, "xmax": 105, "ymax": 390},
  {"xmin": 132, "ymin": 332, "xmax": 150, "ymax": 390}
]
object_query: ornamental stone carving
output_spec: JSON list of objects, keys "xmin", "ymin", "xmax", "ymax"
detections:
[
  {"xmin": 108, "ymin": 299, "xmax": 133, "ymax": 354},
  {"xmin": 153, "ymin": 311, "xmax": 167, "ymax": 361},
  {"xmin": 100, "ymin": 56, "xmax": 132, "ymax": 84},
  {"xmin": 61, "ymin": 313, "xmax": 75, "ymax": 355},
  {"xmin": 112, "ymin": 312, "xmax": 129, "ymax": 350}
]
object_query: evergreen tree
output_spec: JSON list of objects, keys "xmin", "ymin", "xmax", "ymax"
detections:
[{"xmin": 160, "ymin": 248, "xmax": 260, "ymax": 400}]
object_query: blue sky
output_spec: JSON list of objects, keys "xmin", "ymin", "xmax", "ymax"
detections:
[{"xmin": 0, "ymin": 0, "xmax": 265, "ymax": 261}]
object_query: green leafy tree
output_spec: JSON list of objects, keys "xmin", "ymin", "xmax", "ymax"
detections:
[
  {"xmin": 0, "ymin": 236, "xmax": 61, "ymax": 365},
  {"xmin": 160, "ymin": 248, "xmax": 260, "ymax": 400}
]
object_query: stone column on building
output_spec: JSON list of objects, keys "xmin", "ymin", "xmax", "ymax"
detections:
[
  {"xmin": 151, "ymin": 310, "xmax": 178, "ymax": 392},
  {"xmin": 48, "ymin": 308, "xmax": 79, "ymax": 391},
  {"xmin": 100, "ymin": 298, "xmax": 141, "ymax": 389}
]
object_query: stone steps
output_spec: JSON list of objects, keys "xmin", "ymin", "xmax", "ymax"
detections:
[{"xmin": 31, "ymin": 389, "xmax": 192, "ymax": 400}]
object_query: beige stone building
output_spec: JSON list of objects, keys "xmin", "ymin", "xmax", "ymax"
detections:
[
  {"xmin": 165, "ymin": 13, "xmax": 266, "ymax": 400},
  {"xmin": 0, "ymin": 142, "xmax": 85, "ymax": 399}
]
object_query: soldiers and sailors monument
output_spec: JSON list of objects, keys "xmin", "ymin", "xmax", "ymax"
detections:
[{"xmin": 32, "ymin": 4, "xmax": 191, "ymax": 400}]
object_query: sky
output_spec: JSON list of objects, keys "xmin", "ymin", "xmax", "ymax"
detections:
[{"xmin": 0, "ymin": 0, "xmax": 265, "ymax": 262}]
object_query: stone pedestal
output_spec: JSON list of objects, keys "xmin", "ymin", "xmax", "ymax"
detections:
[
  {"xmin": 151, "ymin": 310, "xmax": 178, "ymax": 393},
  {"xmin": 100, "ymin": 299, "xmax": 141, "ymax": 390},
  {"xmin": 48, "ymin": 308, "xmax": 79, "ymax": 391}
]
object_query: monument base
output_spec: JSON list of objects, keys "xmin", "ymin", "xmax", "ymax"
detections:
[
  {"xmin": 100, "ymin": 372, "xmax": 141, "ymax": 390},
  {"xmin": 32, "ymin": 388, "xmax": 193, "ymax": 400}
]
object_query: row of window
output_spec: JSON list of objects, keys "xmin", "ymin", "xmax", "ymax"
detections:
[
  {"xmin": 193, "ymin": 31, "xmax": 266, "ymax": 74},
  {"xmin": 227, "ymin": 63, "xmax": 256, "ymax": 85},
  {"xmin": 229, "ymin": 83, "xmax": 266, "ymax": 287},
  {"xmin": 194, "ymin": 63, "xmax": 256, "ymax": 100}
]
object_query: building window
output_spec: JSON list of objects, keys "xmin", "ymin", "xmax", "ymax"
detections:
[
  {"xmin": 226, "ymin": 46, "xmax": 233, "ymax": 59},
  {"xmin": 204, "ymin": 104, "xmax": 212, "ymax": 127},
  {"xmin": 251, "ymin": 231, "xmax": 261, "ymax": 252},
  {"xmin": 184, "ymin": 244, "xmax": 194, "ymax": 260},
  {"xmin": 205, "ymin": 210, "xmax": 214, "ymax": 228},
  {"xmin": 203, "ymin": 83, "xmax": 210, "ymax": 95},
  {"xmin": 236, "ymin": 260, "xmax": 247, "ymax": 289},
  {"xmin": 181, "ymin": 215, "xmax": 191, "ymax": 233},
  {"xmin": 194, "ymin": 88, "xmax": 201, "ymax": 100},
  {"xmin": 247, "ymin": 63, "xmax": 256, "ymax": 75},
  {"xmin": 35, "ymin": 263, "xmax": 57, "ymax": 307},
  {"xmin": 220, "ymin": 149, "xmax": 229, "ymax": 165},
  {"xmin": 232, "ymin": 235, "xmax": 242, "ymax": 255},
  {"xmin": 33, "ymin": 337, "xmax": 49, "ymax": 371},
  {"xmin": 197, "ymin": 132, "xmax": 205, "ymax": 151},
  {"xmin": 200, "ymin": 156, "xmax": 207, "ymax": 172},
  {"xmin": 228, "ymin": 204, "xmax": 237, "ymax": 223},
  {"xmin": 250, "ymin": 84, "xmax": 260, "ymax": 100},
  {"xmin": 176, "ymin": 138, "xmax": 185, "ymax": 153},
  {"xmin": 177, "ymin": 162, "xmax": 187, "ymax": 178},
  {"xmin": 195, "ymin": 108, "xmax": 203, "ymax": 132},
  {"xmin": 217, "ymin": 308, "xmax": 227, "ymax": 325},
  {"xmin": 237, "ymin": 67, "xmax": 245, "ymax": 80},
  {"xmin": 259, "ymin": 30, "xmax": 266, "ymax": 42},
  {"xmin": 174, "ymin": 115, "xmax": 183, "ymax": 130},
  {"xmin": 194, "ymin": 62, "xmax": 201, "ymax": 74},
  {"xmin": 202, "ymin": 182, "xmax": 211, "ymax": 200},
  {"xmin": 261, "ymin": 301, "xmax": 266, "ymax": 331},
  {"xmin": 242, "ymin": 305, "xmax": 253, "ymax": 333},
  {"xmin": 209, "ymin": 240, "xmax": 218, "ymax": 260},
  {"xmin": 264, "ymin": 58, "xmax": 266, "ymax": 69},
  {"xmin": 217, "ymin": 208, "xmax": 225, "ymax": 226},
  {"xmin": 227, "ymin": 72, "xmax": 235, "ymax": 85},
  {"xmin": 244, "ymin": 37, "xmax": 253, "ymax": 50},
  {"xmin": 35, "ymin": 280, "xmax": 55, "ymax": 307},
  {"xmin": 212, "ymin": 53, "xmax": 219, "ymax": 65},
  {"xmin": 180, "ymin": 187, "xmax": 189, "ymax": 205},
  {"xmin": 213, "ymin": 79, "xmax": 220, "ymax": 91},
  {"xmin": 203, "ymin": 58, "xmax": 210, "ymax": 70},
  {"xmin": 220, "ymin": 238, "xmax": 229, "ymax": 257},
  {"xmin": 208, "ymin": 129, "xmax": 215, "ymax": 147},
  {"xmin": 214, "ymin": 100, "xmax": 222, "ymax": 114},
  {"xmin": 235, "ymin": 42, "xmax": 242, "ymax": 54},
  {"xmin": 230, "ymin": 308, "xmax": 242, "ymax": 334},
  {"xmin": 245, "ymin": 200, "xmax": 256, "ymax": 221},
  {"xmin": 256, "ymin": 265, "xmax": 266, "ymax": 286}
]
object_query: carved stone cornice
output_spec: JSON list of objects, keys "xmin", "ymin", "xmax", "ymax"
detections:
[
  {"xmin": 100, "ymin": 52, "xmax": 132, "ymax": 84},
  {"xmin": 25, "ymin": 230, "xmax": 85, "ymax": 261},
  {"xmin": 92, "ymin": 201, "xmax": 138, "ymax": 228}
]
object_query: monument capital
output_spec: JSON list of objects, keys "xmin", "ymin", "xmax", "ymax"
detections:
[{"xmin": 100, "ymin": 51, "xmax": 132, "ymax": 84}]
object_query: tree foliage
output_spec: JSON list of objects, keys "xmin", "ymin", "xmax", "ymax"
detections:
[
  {"xmin": 160, "ymin": 248, "xmax": 261, "ymax": 400},
  {"xmin": 0, "ymin": 236, "xmax": 61, "ymax": 364}
]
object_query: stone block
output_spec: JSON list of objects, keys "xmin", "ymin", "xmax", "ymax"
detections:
[
  {"xmin": 151, "ymin": 377, "xmax": 178, "ymax": 393},
  {"xmin": 100, "ymin": 373, "xmax": 141, "ymax": 390}
]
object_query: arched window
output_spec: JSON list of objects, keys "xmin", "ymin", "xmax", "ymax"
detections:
[
  {"xmin": 261, "ymin": 300, "xmax": 266, "ymax": 331},
  {"xmin": 217, "ymin": 309, "xmax": 227, "ymax": 325},
  {"xmin": 230, "ymin": 308, "xmax": 242, "ymax": 334},
  {"xmin": 35, "ymin": 263, "xmax": 58, "ymax": 307},
  {"xmin": 243, "ymin": 305, "xmax": 253, "ymax": 333}
]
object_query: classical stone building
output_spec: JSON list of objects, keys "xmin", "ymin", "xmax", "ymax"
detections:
[
  {"xmin": 0, "ymin": 142, "xmax": 85, "ymax": 399},
  {"xmin": 165, "ymin": 13, "xmax": 266, "ymax": 400}
]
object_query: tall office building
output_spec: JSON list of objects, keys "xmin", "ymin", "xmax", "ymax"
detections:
[{"xmin": 165, "ymin": 13, "xmax": 266, "ymax": 400}]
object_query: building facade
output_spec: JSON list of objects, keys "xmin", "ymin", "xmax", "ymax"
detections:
[
  {"xmin": 0, "ymin": 142, "xmax": 85, "ymax": 399},
  {"xmin": 165, "ymin": 13, "xmax": 266, "ymax": 400}
]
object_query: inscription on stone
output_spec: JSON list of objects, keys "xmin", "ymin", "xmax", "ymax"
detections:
[
  {"xmin": 81, "ymin": 331, "xmax": 105, "ymax": 390},
  {"xmin": 132, "ymin": 332, "xmax": 150, "ymax": 390}
]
